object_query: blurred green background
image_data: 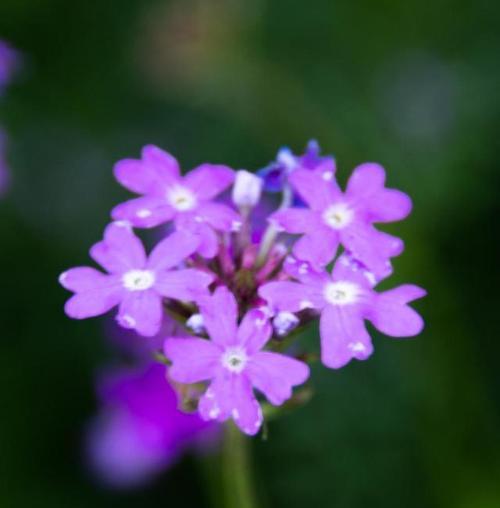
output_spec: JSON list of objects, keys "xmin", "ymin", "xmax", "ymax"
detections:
[{"xmin": 1, "ymin": 0, "xmax": 499, "ymax": 507}]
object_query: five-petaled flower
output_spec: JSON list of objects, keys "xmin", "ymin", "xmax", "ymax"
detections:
[
  {"xmin": 259, "ymin": 254, "xmax": 426, "ymax": 369},
  {"xmin": 60, "ymin": 222, "xmax": 214, "ymax": 336},
  {"xmin": 164, "ymin": 287, "xmax": 310, "ymax": 435},
  {"xmin": 111, "ymin": 145, "xmax": 240, "ymax": 258},
  {"xmin": 271, "ymin": 163, "xmax": 411, "ymax": 277}
]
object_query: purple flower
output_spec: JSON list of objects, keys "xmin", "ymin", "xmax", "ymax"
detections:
[
  {"xmin": 0, "ymin": 130, "xmax": 10, "ymax": 196},
  {"xmin": 164, "ymin": 287, "xmax": 310, "ymax": 435},
  {"xmin": 0, "ymin": 40, "xmax": 19, "ymax": 94},
  {"xmin": 111, "ymin": 145, "xmax": 240, "ymax": 258},
  {"xmin": 271, "ymin": 163, "xmax": 411, "ymax": 276},
  {"xmin": 259, "ymin": 254, "xmax": 426, "ymax": 369},
  {"xmin": 87, "ymin": 363, "xmax": 217, "ymax": 488},
  {"xmin": 59, "ymin": 222, "xmax": 214, "ymax": 336},
  {"xmin": 258, "ymin": 140, "xmax": 335, "ymax": 192}
]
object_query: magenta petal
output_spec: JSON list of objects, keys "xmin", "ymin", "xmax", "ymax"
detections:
[
  {"xmin": 198, "ymin": 373, "xmax": 262, "ymax": 436},
  {"xmin": 369, "ymin": 284, "xmax": 426, "ymax": 337},
  {"xmin": 116, "ymin": 291, "xmax": 163, "ymax": 337},
  {"xmin": 148, "ymin": 231, "xmax": 200, "ymax": 271},
  {"xmin": 164, "ymin": 338, "xmax": 220, "ymax": 384},
  {"xmin": 331, "ymin": 254, "xmax": 375, "ymax": 289},
  {"xmin": 319, "ymin": 305, "xmax": 373, "ymax": 369},
  {"xmin": 183, "ymin": 163, "xmax": 234, "ymax": 200},
  {"xmin": 270, "ymin": 208, "xmax": 320, "ymax": 234},
  {"xmin": 111, "ymin": 197, "xmax": 175, "ymax": 228},
  {"xmin": 341, "ymin": 222, "xmax": 401, "ymax": 278},
  {"xmin": 175, "ymin": 216, "xmax": 219, "ymax": 258},
  {"xmin": 197, "ymin": 202, "xmax": 241, "ymax": 232},
  {"xmin": 155, "ymin": 269, "xmax": 213, "ymax": 302},
  {"xmin": 293, "ymin": 228, "xmax": 339, "ymax": 268},
  {"xmin": 246, "ymin": 352, "xmax": 309, "ymax": 405},
  {"xmin": 199, "ymin": 286, "xmax": 238, "ymax": 346},
  {"xmin": 90, "ymin": 222, "xmax": 146, "ymax": 274},
  {"xmin": 346, "ymin": 163, "xmax": 412, "ymax": 222},
  {"xmin": 237, "ymin": 309, "xmax": 272, "ymax": 354},
  {"xmin": 259, "ymin": 281, "xmax": 324, "ymax": 313},
  {"xmin": 64, "ymin": 276, "xmax": 123, "ymax": 319},
  {"xmin": 289, "ymin": 169, "xmax": 340, "ymax": 211},
  {"xmin": 59, "ymin": 267, "xmax": 110, "ymax": 291}
]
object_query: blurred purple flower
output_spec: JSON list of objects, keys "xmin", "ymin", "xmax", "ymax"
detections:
[
  {"xmin": 0, "ymin": 39, "xmax": 19, "ymax": 94},
  {"xmin": 87, "ymin": 363, "xmax": 218, "ymax": 488},
  {"xmin": 0, "ymin": 130, "xmax": 10, "ymax": 196}
]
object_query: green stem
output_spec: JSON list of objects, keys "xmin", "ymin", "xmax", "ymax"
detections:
[{"xmin": 221, "ymin": 422, "xmax": 259, "ymax": 508}]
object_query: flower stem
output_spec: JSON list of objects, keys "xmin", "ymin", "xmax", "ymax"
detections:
[{"xmin": 221, "ymin": 422, "xmax": 259, "ymax": 508}]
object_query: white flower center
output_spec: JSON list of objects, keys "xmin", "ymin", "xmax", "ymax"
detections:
[
  {"xmin": 322, "ymin": 203, "xmax": 353, "ymax": 229},
  {"xmin": 221, "ymin": 347, "xmax": 248, "ymax": 374},
  {"xmin": 167, "ymin": 185, "xmax": 197, "ymax": 211},
  {"xmin": 324, "ymin": 281, "xmax": 360, "ymax": 306},
  {"xmin": 122, "ymin": 269, "xmax": 156, "ymax": 291}
]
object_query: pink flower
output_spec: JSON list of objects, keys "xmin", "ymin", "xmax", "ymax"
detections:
[
  {"xmin": 271, "ymin": 163, "xmax": 411, "ymax": 277},
  {"xmin": 59, "ymin": 222, "xmax": 213, "ymax": 336},
  {"xmin": 164, "ymin": 287, "xmax": 310, "ymax": 435},
  {"xmin": 111, "ymin": 145, "xmax": 240, "ymax": 257},
  {"xmin": 259, "ymin": 255, "xmax": 426, "ymax": 369}
]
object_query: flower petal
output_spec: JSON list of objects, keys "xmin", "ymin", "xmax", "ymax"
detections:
[
  {"xmin": 111, "ymin": 196, "xmax": 175, "ymax": 228},
  {"xmin": 270, "ymin": 208, "xmax": 320, "ymax": 234},
  {"xmin": 246, "ymin": 352, "xmax": 309, "ymax": 405},
  {"xmin": 63, "ymin": 274, "xmax": 123, "ymax": 319},
  {"xmin": 175, "ymin": 216, "xmax": 220, "ymax": 258},
  {"xmin": 183, "ymin": 163, "xmax": 234, "ymax": 200},
  {"xmin": 289, "ymin": 169, "xmax": 340, "ymax": 211},
  {"xmin": 198, "ymin": 372, "xmax": 263, "ymax": 436},
  {"xmin": 147, "ymin": 231, "xmax": 200, "ymax": 271},
  {"xmin": 116, "ymin": 290, "xmax": 163, "ymax": 337},
  {"xmin": 368, "ymin": 284, "xmax": 426, "ymax": 337},
  {"xmin": 292, "ymin": 228, "xmax": 339, "ymax": 268},
  {"xmin": 164, "ymin": 338, "xmax": 220, "ymax": 384},
  {"xmin": 155, "ymin": 269, "xmax": 214, "ymax": 302},
  {"xmin": 346, "ymin": 163, "xmax": 412, "ymax": 222},
  {"xmin": 319, "ymin": 305, "xmax": 373, "ymax": 369},
  {"xmin": 259, "ymin": 281, "xmax": 324, "ymax": 313},
  {"xmin": 90, "ymin": 222, "xmax": 147, "ymax": 274},
  {"xmin": 199, "ymin": 286, "xmax": 238, "ymax": 346},
  {"xmin": 113, "ymin": 145, "xmax": 180, "ymax": 196},
  {"xmin": 237, "ymin": 309, "xmax": 272, "ymax": 354},
  {"xmin": 196, "ymin": 202, "xmax": 241, "ymax": 232},
  {"xmin": 341, "ymin": 222, "xmax": 402, "ymax": 278}
]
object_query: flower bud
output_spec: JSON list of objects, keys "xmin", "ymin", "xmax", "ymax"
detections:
[
  {"xmin": 272, "ymin": 311, "xmax": 299, "ymax": 337},
  {"xmin": 232, "ymin": 170, "xmax": 263, "ymax": 208},
  {"xmin": 186, "ymin": 313, "xmax": 205, "ymax": 335}
]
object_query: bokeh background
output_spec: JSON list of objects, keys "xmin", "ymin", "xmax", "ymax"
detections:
[{"xmin": 1, "ymin": 0, "xmax": 499, "ymax": 507}]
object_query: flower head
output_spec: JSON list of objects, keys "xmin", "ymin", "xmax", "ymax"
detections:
[
  {"xmin": 259, "ymin": 254, "xmax": 426, "ymax": 369},
  {"xmin": 164, "ymin": 287, "xmax": 310, "ymax": 435},
  {"xmin": 59, "ymin": 222, "xmax": 214, "ymax": 336},
  {"xmin": 111, "ymin": 145, "xmax": 240, "ymax": 258},
  {"xmin": 271, "ymin": 163, "xmax": 411, "ymax": 276}
]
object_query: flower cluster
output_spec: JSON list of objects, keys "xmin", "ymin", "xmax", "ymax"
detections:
[{"xmin": 60, "ymin": 141, "xmax": 426, "ymax": 435}]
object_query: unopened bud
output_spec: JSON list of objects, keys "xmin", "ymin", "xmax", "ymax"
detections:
[
  {"xmin": 272, "ymin": 311, "xmax": 299, "ymax": 337},
  {"xmin": 232, "ymin": 170, "xmax": 263, "ymax": 207},
  {"xmin": 186, "ymin": 313, "xmax": 205, "ymax": 335}
]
